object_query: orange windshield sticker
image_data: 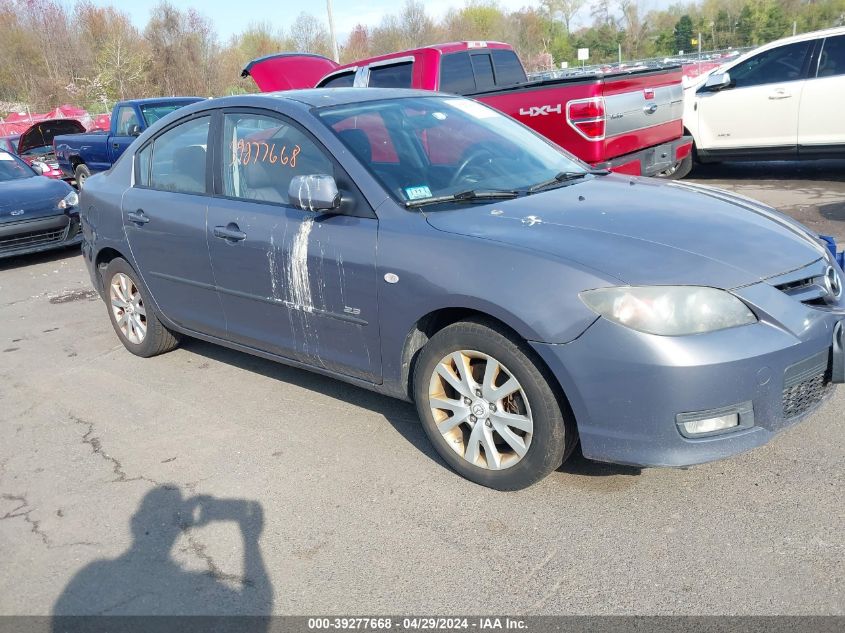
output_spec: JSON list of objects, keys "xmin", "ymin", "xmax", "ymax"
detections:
[{"xmin": 235, "ymin": 139, "xmax": 301, "ymax": 168}]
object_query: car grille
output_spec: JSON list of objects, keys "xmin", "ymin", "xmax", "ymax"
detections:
[
  {"xmin": 775, "ymin": 274, "xmax": 829, "ymax": 306},
  {"xmin": 0, "ymin": 224, "xmax": 69, "ymax": 254},
  {"xmin": 782, "ymin": 350, "xmax": 834, "ymax": 420}
]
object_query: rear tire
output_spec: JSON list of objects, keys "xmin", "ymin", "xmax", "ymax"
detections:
[
  {"xmin": 74, "ymin": 164, "xmax": 91, "ymax": 188},
  {"xmin": 654, "ymin": 152, "xmax": 692, "ymax": 179},
  {"xmin": 413, "ymin": 318, "xmax": 576, "ymax": 490},
  {"xmin": 103, "ymin": 258, "xmax": 179, "ymax": 358}
]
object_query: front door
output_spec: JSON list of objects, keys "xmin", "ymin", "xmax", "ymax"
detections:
[
  {"xmin": 206, "ymin": 110, "xmax": 381, "ymax": 382},
  {"xmin": 123, "ymin": 114, "xmax": 225, "ymax": 338},
  {"xmin": 110, "ymin": 105, "xmax": 141, "ymax": 164},
  {"xmin": 697, "ymin": 39, "xmax": 813, "ymax": 152}
]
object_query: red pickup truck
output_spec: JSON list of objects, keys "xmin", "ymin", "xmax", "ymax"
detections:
[{"xmin": 242, "ymin": 41, "xmax": 694, "ymax": 178}]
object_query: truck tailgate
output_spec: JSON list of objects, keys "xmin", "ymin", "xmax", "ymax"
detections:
[{"xmin": 601, "ymin": 68, "xmax": 684, "ymax": 161}]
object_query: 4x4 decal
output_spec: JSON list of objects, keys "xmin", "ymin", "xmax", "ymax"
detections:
[{"xmin": 519, "ymin": 104, "xmax": 562, "ymax": 117}]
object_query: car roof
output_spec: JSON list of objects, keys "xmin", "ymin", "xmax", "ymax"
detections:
[{"xmin": 210, "ymin": 88, "xmax": 443, "ymax": 109}]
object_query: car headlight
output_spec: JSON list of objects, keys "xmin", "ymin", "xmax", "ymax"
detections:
[
  {"xmin": 579, "ymin": 286, "xmax": 757, "ymax": 336},
  {"xmin": 57, "ymin": 191, "xmax": 79, "ymax": 210}
]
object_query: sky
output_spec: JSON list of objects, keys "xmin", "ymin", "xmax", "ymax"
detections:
[{"xmin": 62, "ymin": 0, "xmax": 675, "ymax": 42}]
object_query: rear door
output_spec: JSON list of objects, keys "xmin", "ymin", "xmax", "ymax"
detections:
[
  {"xmin": 206, "ymin": 109, "xmax": 382, "ymax": 382},
  {"xmin": 122, "ymin": 114, "xmax": 225, "ymax": 337},
  {"xmin": 696, "ymin": 40, "xmax": 813, "ymax": 152},
  {"xmin": 110, "ymin": 105, "xmax": 141, "ymax": 163},
  {"xmin": 799, "ymin": 34, "xmax": 845, "ymax": 150}
]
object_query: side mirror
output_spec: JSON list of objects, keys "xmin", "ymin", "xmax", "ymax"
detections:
[
  {"xmin": 128, "ymin": 124, "xmax": 142, "ymax": 137},
  {"xmin": 288, "ymin": 174, "xmax": 341, "ymax": 212},
  {"xmin": 31, "ymin": 161, "xmax": 48, "ymax": 175},
  {"xmin": 704, "ymin": 71, "xmax": 731, "ymax": 91}
]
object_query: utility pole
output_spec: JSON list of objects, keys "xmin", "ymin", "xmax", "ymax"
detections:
[
  {"xmin": 793, "ymin": 21, "xmax": 797, "ymax": 37},
  {"xmin": 618, "ymin": 42, "xmax": 622, "ymax": 64},
  {"xmin": 327, "ymin": 0, "xmax": 340, "ymax": 62}
]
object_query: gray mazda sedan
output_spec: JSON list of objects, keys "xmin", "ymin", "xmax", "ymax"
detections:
[{"xmin": 79, "ymin": 89, "xmax": 844, "ymax": 490}]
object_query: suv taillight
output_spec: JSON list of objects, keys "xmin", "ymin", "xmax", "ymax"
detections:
[{"xmin": 566, "ymin": 97, "xmax": 606, "ymax": 141}]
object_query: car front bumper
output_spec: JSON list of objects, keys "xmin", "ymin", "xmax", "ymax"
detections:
[
  {"xmin": 531, "ymin": 283, "xmax": 844, "ymax": 467},
  {"xmin": 0, "ymin": 213, "xmax": 82, "ymax": 260}
]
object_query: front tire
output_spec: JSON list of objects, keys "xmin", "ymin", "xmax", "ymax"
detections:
[
  {"xmin": 413, "ymin": 318, "xmax": 575, "ymax": 490},
  {"xmin": 74, "ymin": 164, "xmax": 91, "ymax": 188},
  {"xmin": 103, "ymin": 258, "xmax": 179, "ymax": 357}
]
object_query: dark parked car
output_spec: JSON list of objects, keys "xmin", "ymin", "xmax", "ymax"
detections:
[
  {"xmin": 0, "ymin": 149, "xmax": 80, "ymax": 259},
  {"xmin": 79, "ymin": 89, "xmax": 844, "ymax": 489}
]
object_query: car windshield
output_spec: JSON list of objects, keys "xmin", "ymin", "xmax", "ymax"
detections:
[
  {"xmin": 0, "ymin": 152, "xmax": 33, "ymax": 180},
  {"xmin": 141, "ymin": 104, "xmax": 190, "ymax": 126},
  {"xmin": 317, "ymin": 96, "xmax": 587, "ymax": 205},
  {"xmin": 20, "ymin": 145, "xmax": 51, "ymax": 156}
]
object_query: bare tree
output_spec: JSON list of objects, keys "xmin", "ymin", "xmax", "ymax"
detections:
[
  {"xmin": 289, "ymin": 12, "xmax": 331, "ymax": 56},
  {"xmin": 541, "ymin": 0, "xmax": 586, "ymax": 34}
]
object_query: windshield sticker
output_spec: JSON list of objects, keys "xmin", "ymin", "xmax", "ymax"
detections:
[
  {"xmin": 405, "ymin": 185, "xmax": 432, "ymax": 200},
  {"xmin": 235, "ymin": 139, "xmax": 301, "ymax": 168},
  {"xmin": 444, "ymin": 99, "xmax": 499, "ymax": 120},
  {"xmin": 0, "ymin": 152, "xmax": 13, "ymax": 161}
]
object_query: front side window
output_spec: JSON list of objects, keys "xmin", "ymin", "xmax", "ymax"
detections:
[
  {"xmin": 817, "ymin": 35, "xmax": 845, "ymax": 77},
  {"xmin": 368, "ymin": 62, "xmax": 413, "ymax": 88},
  {"xmin": 222, "ymin": 112, "xmax": 334, "ymax": 205},
  {"xmin": 318, "ymin": 96, "xmax": 585, "ymax": 203},
  {"xmin": 729, "ymin": 41, "xmax": 811, "ymax": 88},
  {"xmin": 115, "ymin": 107, "xmax": 140, "ymax": 136},
  {"xmin": 146, "ymin": 116, "xmax": 210, "ymax": 194}
]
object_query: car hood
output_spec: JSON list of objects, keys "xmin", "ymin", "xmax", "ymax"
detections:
[
  {"xmin": 0, "ymin": 176, "xmax": 73, "ymax": 222},
  {"xmin": 18, "ymin": 119, "xmax": 85, "ymax": 155},
  {"xmin": 423, "ymin": 175, "xmax": 827, "ymax": 289}
]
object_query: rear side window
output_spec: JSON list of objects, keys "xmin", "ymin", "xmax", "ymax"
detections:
[
  {"xmin": 492, "ymin": 49, "xmax": 526, "ymax": 85},
  {"xmin": 368, "ymin": 62, "xmax": 413, "ymax": 88},
  {"xmin": 817, "ymin": 35, "xmax": 845, "ymax": 77},
  {"xmin": 730, "ymin": 41, "xmax": 811, "ymax": 88},
  {"xmin": 440, "ymin": 52, "xmax": 476, "ymax": 94},
  {"xmin": 146, "ymin": 116, "xmax": 210, "ymax": 194},
  {"xmin": 320, "ymin": 72, "xmax": 355, "ymax": 88},
  {"xmin": 470, "ymin": 53, "xmax": 496, "ymax": 91}
]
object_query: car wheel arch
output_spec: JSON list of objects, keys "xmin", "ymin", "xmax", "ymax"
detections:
[{"xmin": 399, "ymin": 307, "xmax": 572, "ymax": 412}]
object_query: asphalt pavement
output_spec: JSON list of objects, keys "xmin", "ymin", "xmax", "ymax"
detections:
[{"xmin": 0, "ymin": 161, "xmax": 843, "ymax": 616}]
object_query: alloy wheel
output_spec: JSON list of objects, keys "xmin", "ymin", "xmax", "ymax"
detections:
[
  {"xmin": 428, "ymin": 350, "xmax": 533, "ymax": 470},
  {"xmin": 109, "ymin": 272, "xmax": 147, "ymax": 344}
]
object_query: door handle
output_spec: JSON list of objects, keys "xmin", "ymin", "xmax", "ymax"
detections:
[
  {"xmin": 768, "ymin": 90, "xmax": 792, "ymax": 100},
  {"xmin": 127, "ymin": 209, "xmax": 150, "ymax": 224},
  {"xmin": 643, "ymin": 103, "xmax": 658, "ymax": 114},
  {"xmin": 213, "ymin": 224, "xmax": 247, "ymax": 242},
  {"xmin": 113, "ymin": 142, "xmax": 120, "ymax": 149}
]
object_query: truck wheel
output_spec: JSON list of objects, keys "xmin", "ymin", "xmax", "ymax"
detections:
[
  {"xmin": 654, "ymin": 152, "xmax": 692, "ymax": 179},
  {"xmin": 412, "ymin": 318, "xmax": 575, "ymax": 490},
  {"xmin": 103, "ymin": 258, "xmax": 180, "ymax": 358},
  {"xmin": 74, "ymin": 164, "xmax": 91, "ymax": 188}
]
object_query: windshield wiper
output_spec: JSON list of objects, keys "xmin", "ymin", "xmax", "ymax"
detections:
[
  {"xmin": 527, "ymin": 169, "xmax": 609, "ymax": 193},
  {"xmin": 405, "ymin": 189, "xmax": 519, "ymax": 208}
]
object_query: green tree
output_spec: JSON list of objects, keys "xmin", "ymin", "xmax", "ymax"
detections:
[{"xmin": 674, "ymin": 14, "xmax": 694, "ymax": 53}]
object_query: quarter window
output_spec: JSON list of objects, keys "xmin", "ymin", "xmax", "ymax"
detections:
[
  {"xmin": 729, "ymin": 41, "xmax": 811, "ymax": 88},
  {"xmin": 136, "ymin": 144, "xmax": 151, "ymax": 187},
  {"xmin": 115, "ymin": 107, "xmax": 140, "ymax": 136},
  {"xmin": 146, "ymin": 116, "xmax": 210, "ymax": 194},
  {"xmin": 222, "ymin": 113, "xmax": 334, "ymax": 205},
  {"xmin": 368, "ymin": 62, "xmax": 413, "ymax": 88},
  {"xmin": 817, "ymin": 35, "xmax": 845, "ymax": 77}
]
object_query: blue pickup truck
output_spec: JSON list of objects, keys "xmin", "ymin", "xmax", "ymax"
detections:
[{"xmin": 54, "ymin": 97, "xmax": 202, "ymax": 187}]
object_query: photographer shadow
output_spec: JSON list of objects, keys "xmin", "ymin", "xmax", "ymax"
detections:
[{"xmin": 52, "ymin": 486, "xmax": 272, "ymax": 628}]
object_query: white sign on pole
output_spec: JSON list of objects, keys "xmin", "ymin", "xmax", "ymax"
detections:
[
  {"xmin": 560, "ymin": 61, "xmax": 569, "ymax": 69},
  {"xmin": 577, "ymin": 48, "xmax": 589, "ymax": 61}
]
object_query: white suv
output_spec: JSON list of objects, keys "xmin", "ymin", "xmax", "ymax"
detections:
[{"xmin": 684, "ymin": 27, "xmax": 845, "ymax": 163}]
